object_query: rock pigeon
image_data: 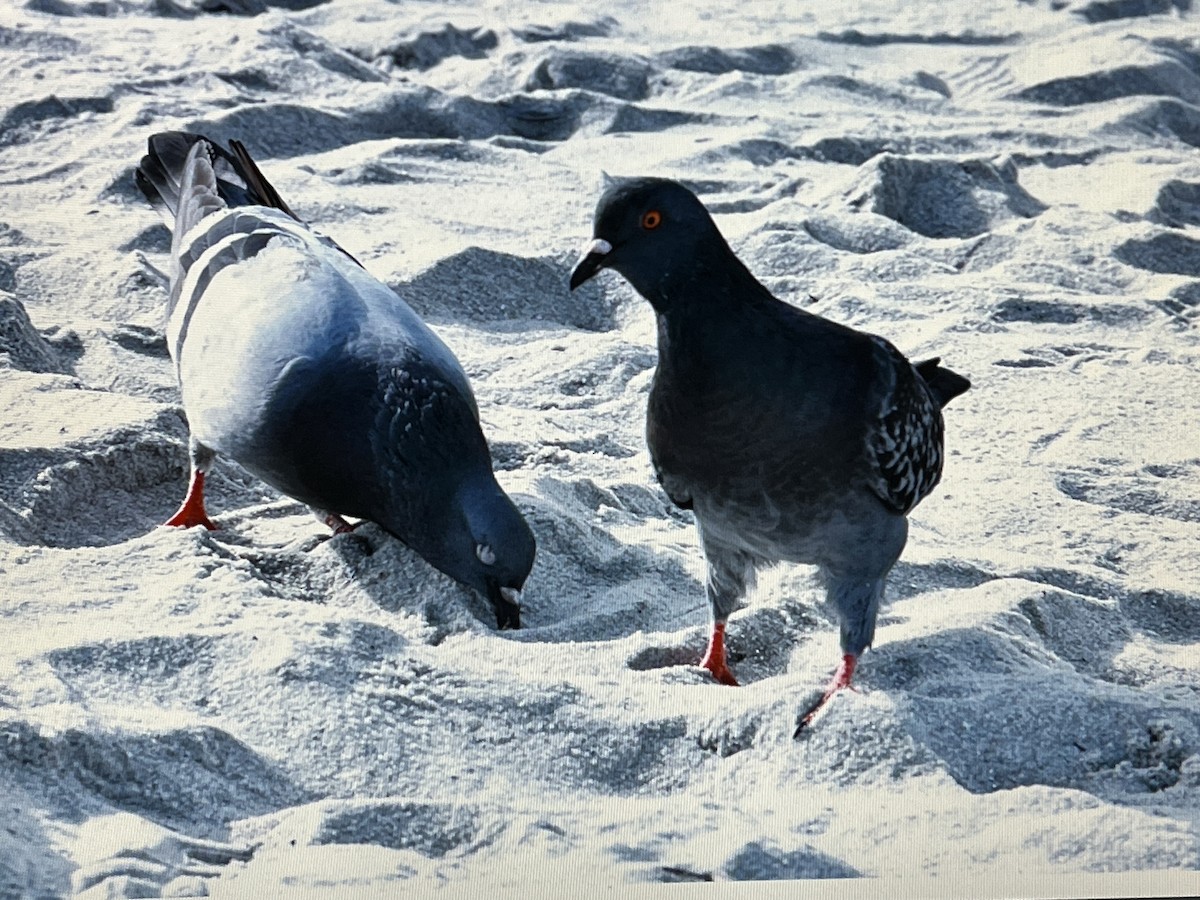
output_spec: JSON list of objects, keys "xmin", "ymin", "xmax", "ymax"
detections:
[
  {"xmin": 136, "ymin": 132, "xmax": 535, "ymax": 629},
  {"xmin": 569, "ymin": 177, "xmax": 969, "ymax": 729}
]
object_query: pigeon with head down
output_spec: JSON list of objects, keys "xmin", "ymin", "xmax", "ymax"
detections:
[
  {"xmin": 136, "ymin": 132, "xmax": 535, "ymax": 629},
  {"xmin": 570, "ymin": 176, "xmax": 969, "ymax": 731}
]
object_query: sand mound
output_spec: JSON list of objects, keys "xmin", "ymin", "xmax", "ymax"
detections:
[
  {"xmin": 1115, "ymin": 230, "xmax": 1200, "ymax": 275},
  {"xmin": 654, "ymin": 43, "xmax": 800, "ymax": 76},
  {"xmin": 844, "ymin": 154, "xmax": 1046, "ymax": 238},
  {"xmin": 398, "ymin": 248, "xmax": 625, "ymax": 330},
  {"xmin": 1071, "ymin": 0, "xmax": 1191, "ymax": 23},
  {"xmin": 0, "ymin": 296, "xmax": 72, "ymax": 374},
  {"xmin": 1149, "ymin": 178, "xmax": 1200, "ymax": 226},
  {"xmin": 368, "ymin": 24, "xmax": 498, "ymax": 72},
  {"xmin": 522, "ymin": 48, "xmax": 654, "ymax": 101}
]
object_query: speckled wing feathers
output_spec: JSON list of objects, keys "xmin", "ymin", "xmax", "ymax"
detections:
[
  {"xmin": 379, "ymin": 366, "xmax": 485, "ymax": 464},
  {"xmin": 867, "ymin": 338, "xmax": 945, "ymax": 515}
]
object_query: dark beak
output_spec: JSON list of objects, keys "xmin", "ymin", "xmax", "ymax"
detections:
[
  {"xmin": 487, "ymin": 580, "xmax": 521, "ymax": 630},
  {"xmin": 568, "ymin": 237, "xmax": 613, "ymax": 291}
]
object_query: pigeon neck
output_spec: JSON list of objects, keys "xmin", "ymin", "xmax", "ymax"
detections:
[
  {"xmin": 457, "ymin": 471, "xmax": 503, "ymax": 519},
  {"xmin": 644, "ymin": 239, "xmax": 772, "ymax": 316},
  {"xmin": 650, "ymin": 244, "xmax": 786, "ymax": 376}
]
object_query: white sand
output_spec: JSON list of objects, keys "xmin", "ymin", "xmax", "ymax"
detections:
[{"xmin": 1, "ymin": 0, "xmax": 1199, "ymax": 896}]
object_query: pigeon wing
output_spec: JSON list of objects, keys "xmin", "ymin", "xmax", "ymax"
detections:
[{"xmin": 867, "ymin": 339, "xmax": 947, "ymax": 515}]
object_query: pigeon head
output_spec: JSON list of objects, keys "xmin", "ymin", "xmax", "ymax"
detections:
[
  {"xmin": 440, "ymin": 475, "xmax": 537, "ymax": 630},
  {"xmin": 569, "ymin": 177, "xmax": 728, "ymax": 310}
]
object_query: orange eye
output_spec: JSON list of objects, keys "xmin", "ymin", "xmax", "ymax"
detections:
[{"xmin": 641, "ymin": 209, "xmax": 662, "ymax": 230}]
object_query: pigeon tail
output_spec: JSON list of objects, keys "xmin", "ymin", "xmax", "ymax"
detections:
[
  {"xmin": 140, "ymin": 132, "xmax": 361, "ymax": 270},
  {"xmin": 136, "ymin": 132, "xmax": 295, "ymax": 226},
  {"xmin": 914, "ymin": 357, "xmax": 971, "ymax": 409},
  {"xmin": 168, "ymin": 142, "xmax": 227, "ymax": 267}
]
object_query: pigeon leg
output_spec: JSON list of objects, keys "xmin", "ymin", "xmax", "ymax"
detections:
[
  {"xmin": 795, "ymin": 574, "xmax": 883, "ymax": 734},
  {"xmin": 699, "ymin": 620, "xmax": 738, "ymax": 686},
  {"xmin": 312, "ymin": 508, "xmax": 357, "ymax": 535},
  {"xmin": 796, "ymin": 653, "xmax": 858, "ymax": 733},
  {"xmin": 697, "ymin": 542, "xmax": 755, "ymax": 686},
  {"xmin": 165, "ymin": 440, "xmax": 216, "ymax": 530}
]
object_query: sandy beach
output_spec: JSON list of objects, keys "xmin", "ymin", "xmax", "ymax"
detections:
[{"xmin": 1, "ymin": 0, "xmax": 1199, "ymax": 895}]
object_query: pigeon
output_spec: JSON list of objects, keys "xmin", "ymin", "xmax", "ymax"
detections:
[
  {"xmin": 135, "ymin": 132, "xmax": 535, "ymax": 629},
  {"xmin": 569, "ymin": 177, "xmax": 969, "ymax": 730}
]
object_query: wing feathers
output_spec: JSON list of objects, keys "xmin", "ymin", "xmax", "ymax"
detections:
[
  {"xmin": 869, "ymin": 342, "xmax": 946, "ymax": 514},
  {"xmin": 168, "ymin": 225, "xmax": 283, "ymax": 371}
]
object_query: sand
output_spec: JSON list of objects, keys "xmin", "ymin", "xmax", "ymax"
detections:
[{"xmin": 1, "ymin": 0, "xmax": 1199, "ymax": 896}]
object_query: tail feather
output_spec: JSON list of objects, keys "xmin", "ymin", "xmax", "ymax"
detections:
[
  {"xmin": 915, "ymin": 356, "xmax": 971, "ymax": 409},
  {"xmin": 228, "ymin": 138, "xmax": 298, "ymax": 219},
  {"xmin": 170, "ymin": 142, "xmax": 227, "ymax": 270},
  {"xmin": 136, "ymin": 131, "xmax": 362, "ymax": 268},
  {"xmin": 135, "ymin": 132, "xmax": 294, "ymax": 225},
  {"xmin": 134, "ymin": 154, "xmax": 178, "ymax": 226}
]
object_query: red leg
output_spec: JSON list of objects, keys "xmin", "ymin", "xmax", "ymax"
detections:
[
  {"xmin": 797, "ymin": 653, "xmax": 858, "ymax": 732},
  {"xmin": 164, "ymin": 470, "xmax": 217, "ymax": 530},
  {"xmin": 319, "ymin": 513, "xmax": 355, "ymax": 535},
  {"xmin": 699, "ymin": 621, "xmax": 739, "ymax": 686},
  {"xmin": 310, "ymin": 506, "xmax": 357, "ymax": 535}
]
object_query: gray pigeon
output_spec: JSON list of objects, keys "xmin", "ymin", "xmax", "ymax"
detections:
[
  {"xmin": 136, "ymin": 132, "xmax": 535, "ymax": 629},
  {"xmin": 569, "ymin": 177, "xmax": 969, "ymax": 730}
]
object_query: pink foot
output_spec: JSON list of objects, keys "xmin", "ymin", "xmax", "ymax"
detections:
[
  {"xmin": 796, "ymin": 653, "xmax": 858, "ymax": 733},
  {"xmin": 699, "ymin": 621, "xmax": 739, "ymax": 686},
  {"xmin": 322, "ymin": 513, "xmax": 358, "ymax": 535},
  {"xmin": 164, "ymin": 471, "xmax": 217, "ymax": 530}
]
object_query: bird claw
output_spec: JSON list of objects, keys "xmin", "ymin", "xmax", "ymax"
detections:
[
  {"xmin": 699, "ymin": 656, "xmax": 739, "ymax": 686},
  {"xmin": 163, "ymin": 506, "xmax": 217, "ymax": 530},
  {"xmin": 794, "ymin": 693, "xmax": 831, "ymax": 736},
  {"xmin": 793, "ymin": 654, "xmax": 859, "ymax": 736},
  {"xmin": 164, "ymin": 470, "xmax": 217, "ymax": 530}
]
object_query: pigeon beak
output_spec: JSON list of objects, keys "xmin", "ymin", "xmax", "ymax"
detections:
[
  {"xmin": 487, "ymin": 580, "xmax": 522, "ymax": 630},
  {"xmin": 568, "ymin": 238, "xmax": 612, "ymax": 291}
]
